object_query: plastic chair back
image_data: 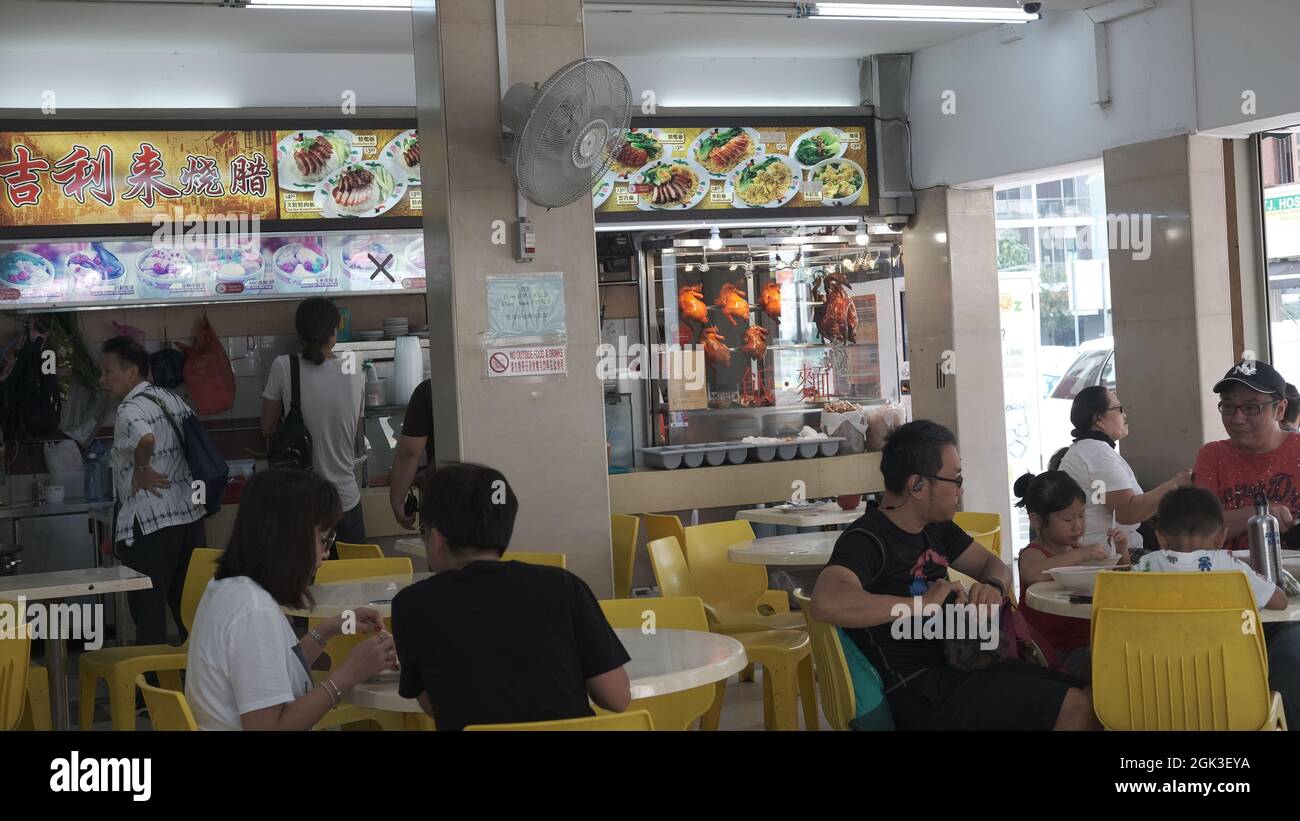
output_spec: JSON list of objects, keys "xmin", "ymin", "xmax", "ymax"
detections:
[
  {"xmin": 599, "ymin": 596, "xmax": 715, "ymax": 730},
  {"xmin": 611, "ymin": 514, "xmax": 640, "ymax": 599},
  {"xmin": 465, "ymin": 709, "xmax": 654, "ymax": 731},
  {"xmin": 647, "ymin": 537, "xmax": 695, "ymax": 597},
  {"xmin": 794, "ymin": 589, "xmax": 855, "ymax": 730},
  {"xmin": 136, "ymin": 674, "xmax": 198, "ymax": 731}
]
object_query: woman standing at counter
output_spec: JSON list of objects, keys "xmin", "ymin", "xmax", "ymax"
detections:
[
  {"xmin": 102, "ymin": 336, "xmax": 206, "ymax": 646},
  {"xmin": 1051, "ymin": 386, "xmax": 1192, "ymax": 558},
  {"xmin": 261, "ymin": 297, "xmax": 365, "ymax": 553}
]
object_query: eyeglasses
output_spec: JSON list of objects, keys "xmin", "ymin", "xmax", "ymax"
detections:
[
  {"xmin": 1105, "ymin": 405, "xmax": 1124, "ymax": 415},
  {"xmin": 1218, "ymin": 400, "xmax": 1280, "ymax": 417},
  {"xmin": 324, "ymin": 531, "xmax": 337, "ymax": 551},
  {"xmin": 924, "ymin": 474, "xmax": 964, "ymax": 488}
]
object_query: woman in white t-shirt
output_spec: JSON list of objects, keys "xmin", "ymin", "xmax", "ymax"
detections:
[
  {"xmin": 1051, "ymin": 386, "xmax": 1193, "ymax": 558},
  {"xmin": 261, "ymin": 297, "xmax": 366, "ymax": 554},
  {"xmin": 185, "ymin": 469, "xmax": 395, "ymax": 730}
]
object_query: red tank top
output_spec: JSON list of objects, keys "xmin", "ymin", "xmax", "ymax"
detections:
[{"xmin": 1019, "ymin": 543, "xmax": 1092, "ymax": 656}]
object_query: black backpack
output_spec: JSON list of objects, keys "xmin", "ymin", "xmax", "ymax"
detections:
[
  {"xmin": 140, "ymin": 391, "xmax": 229, "ymax": 517},
  {"xmin": 267, "ymin": 355, "xmax": 313, "ymax": 471},
  {"xmin": 2, "ymin": 334, "xmax": 61, "ymax": 440}
]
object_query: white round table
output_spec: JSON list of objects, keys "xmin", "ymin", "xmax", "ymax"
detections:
[
  {"xmin": 345, "ymin": 627, "xmax": 748, "ymax": 713},
  {"xmin": 283, "ymin": 572, "xmax": 434, "ymax": 618},
  {"xmin": 1025, "ymin": 581, "xmax": 1300, "ymax": 623},
  {"xmin": 736, "ymin": 502, "xmax": 865, "ymax": 528},
  {"xmin": 727, "ymin": 531, "xmax": 838, "ymax": 566}
]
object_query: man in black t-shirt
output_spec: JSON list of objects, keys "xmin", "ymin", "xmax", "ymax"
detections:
[
  {"xmin": 391, "ymin": 462, "xmax": 632, "ymax": 730},
  {"xmin": 810, "ymin": 420, "xmax": 1098, "ymax": 731},
  {"xmin": 391, "ymin": 379, "xmax": 436, "ymax": 528}
]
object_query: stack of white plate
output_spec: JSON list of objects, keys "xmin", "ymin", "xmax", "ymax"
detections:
[
  {"xmin": 383, "ymin": 317, "xmax": 409, "ymax": 338},
  {"xmin": 354, "ymin": 330, "xmax": 385, "ymax": 342}
]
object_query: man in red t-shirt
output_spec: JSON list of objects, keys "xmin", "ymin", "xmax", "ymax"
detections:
[{"xmin": 1193, "ymin": 359, "xmax": 1300, "ymax": 551}]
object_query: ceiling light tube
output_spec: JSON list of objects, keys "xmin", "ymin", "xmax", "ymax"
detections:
[
  {"xmin": 813, "ymin": 3, "xmax": 1038, "ymax": 23},
  {"xmin": 248, "ymin": 0, "xmax": 412, "ymax": 9}
]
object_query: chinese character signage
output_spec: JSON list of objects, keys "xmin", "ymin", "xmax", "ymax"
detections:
[
  {"xmin": 0, "ymin": 130, "xmax": 277, "ymax": 227},
  {"xmin": 593, "ymin": 120, "xmax": 875, "ymax": 221},
  {"xmin": 0, "ymin": 125, "xmax": 423, "ymax": 229}
]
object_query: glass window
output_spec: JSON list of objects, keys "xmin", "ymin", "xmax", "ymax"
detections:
[{"xmin": 1261, "ymin": 128, "xmax": 1300, "ymax": 373}]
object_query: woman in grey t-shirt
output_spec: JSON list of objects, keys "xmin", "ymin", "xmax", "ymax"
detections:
[{"xmin": 260, "ymin": 298, "xmax": 366, "ymax": 551}]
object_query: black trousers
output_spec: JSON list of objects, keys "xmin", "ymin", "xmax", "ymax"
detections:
[
  {"xmin": 117, "ymin": 518, "xmax": 206, "ymax": 647},
  {"xmin": 333, "ymin": 504, "xmax": 367, "ymax": 559}
]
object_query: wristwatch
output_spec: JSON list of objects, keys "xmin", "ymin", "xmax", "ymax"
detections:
[
  {"xmin": 308, "ymin": 628, "xmax": 329, "ymax": 646},
  {"xmin": 983, "ymin": 577, "xmax": 1006, "ymax": 595}
]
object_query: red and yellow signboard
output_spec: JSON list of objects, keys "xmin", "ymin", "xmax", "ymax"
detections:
[{"xmin": 0, "ymin": 130, "xmax": 277, "ymax": 227}]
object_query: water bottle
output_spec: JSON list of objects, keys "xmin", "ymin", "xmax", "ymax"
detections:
[{"xmin": 1248, "ymin": 493, "xmax": 1283, "ymax": 585}]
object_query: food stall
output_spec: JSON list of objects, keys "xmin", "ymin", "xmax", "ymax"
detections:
[
  {"xmin": 0, "ymin": 116, "xmax": 430, "ymax": 616},
  {"xmin": 593, "ymin": 114, "xmax": 906, "ymax": 514}
]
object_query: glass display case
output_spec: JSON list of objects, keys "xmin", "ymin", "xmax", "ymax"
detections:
[{"xmin": 642, "ymin": 234, "xmax": 905, "ymax": 446}]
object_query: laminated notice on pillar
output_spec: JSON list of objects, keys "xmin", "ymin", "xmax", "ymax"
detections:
[
  {"xmin": 485, "ymin": 346, "xmax": 567, "ymax": 378},
  {"xmin": 485, "ymin": 273, "xmax": 566, "ymax": 343}
]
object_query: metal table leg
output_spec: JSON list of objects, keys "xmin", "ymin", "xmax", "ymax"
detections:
[{"xmin": 46, "ymin": 596, "xmax": 70, "ymax": 731}]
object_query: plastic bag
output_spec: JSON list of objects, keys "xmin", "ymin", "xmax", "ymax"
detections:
[{"xmin": 178, "ymin": 317, "xmax": 235, "ymax": 416}]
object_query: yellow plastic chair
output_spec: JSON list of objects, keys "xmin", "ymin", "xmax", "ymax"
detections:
[
  {"xmin": 504, "ymin": 551, "xmax": 567, "ymax": 569},
  {"xmin": 599, "ymin": 596, "xmax": 719, "ymax": 730},
  {"xmin": 683, "ymin": 521, "xmax": 805, "ymax": 633},
  {"xmin": 78, "ymin": 547, "xmax": 221, "ymax": 731},
  {"xmin": 611, "ymin": 514, "xmax": 640, "ymax": 599},
  {"xmin": 1092, "ymin": 607, "xmax": 1285, "ymax": 730},
  {"xmin": 310, "ymin": 558, "xmax": 410, "ymax": 731},
  {"xmin": 1, "ymin": 629, "xmax": 31, "ymax": 731},
  {"xmin": 315, "ymin": 557, "xmax": 412, "ymax": 585},
  {"xmin": 1091, "ymin": 570, "xmax": 1256, "ymax": 645},
  {"xmin": 337, "ymin": 542, "xmax": 385, "ymax": 560},
  {"xmin": 465, "ymin": 709, "xmax": 654, "ymax": 731},
  {"xmin": 644, "ymin": 539, "xmax": 817, "ymax": 730},
  {"xmin": 135, "ymin": 674, "xmax": 197, "ymax": 731},
  {"xmin": 794, "ymin": 589, "xmax": 855, "ymax": 731},
  {"xmin": 954, "ymin": 512, "xmax": 1001, "ymax": 558},
  {"xmin": 17, "ymin": 662, "xmax": 51, "ymax": 731},
  {"xmin": 642, "ymin": 514, "xmax": 688, "ymax": 564}
]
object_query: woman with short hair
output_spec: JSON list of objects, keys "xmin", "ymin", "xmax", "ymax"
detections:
[{"xmin": 185, "ymin": 469, "xmax": 395, "ymax": 731}]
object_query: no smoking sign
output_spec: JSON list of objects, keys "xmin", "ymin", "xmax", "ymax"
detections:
[{"xmin": 484, "ymin": 346, "xmax": 566, "ymax": 378}]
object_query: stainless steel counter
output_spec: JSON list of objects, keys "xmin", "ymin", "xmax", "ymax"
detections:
[{"xmin": 0, "ymin": 499, "xmax": 114, "ymax": 522}]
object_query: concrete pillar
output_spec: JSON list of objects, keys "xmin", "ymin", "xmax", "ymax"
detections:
[
  {"xmin": 903, "ymin": 187, "xmax": 1011, "ymax": 554},
  {"xmin": 1103, "ymin": 135, "xmax": 1237, "ymax": 487},
  {"xmin": 413, "ymin": 0, "xmax": 613, "ymax": 595}
]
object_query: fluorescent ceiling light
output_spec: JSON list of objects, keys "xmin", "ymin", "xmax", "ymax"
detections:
[
  {"xmin": 247, "ymin": 0, "xmax": 412, "ymax": 10},
  {"xmin": 596, "ymin": 217, "xmax": 863, "ymax": 232},
  {"xmin": 812, "ymin": 3, "xmax": 1038, "ymax": 23}
]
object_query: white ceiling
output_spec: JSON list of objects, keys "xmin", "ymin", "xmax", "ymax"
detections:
[{"xmin": 7, "ymin": 0, "xmax": 1100, "ymax": 58}]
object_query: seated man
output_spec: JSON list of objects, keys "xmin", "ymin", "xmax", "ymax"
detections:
[
  {"xmin": 811, "ymin": 420, "xmax": 1098, "ymax": 730},
  {"xmin": 1194, "ymin": 359, "xmax": 1300, "ymax": 728},
  {"xmin": 1136, "ymin": 485, "xmax": 1286, "ymax": 610},
  {"xmin": 391, "ymin": 463, "xmax": 631, "ymax": 730}
]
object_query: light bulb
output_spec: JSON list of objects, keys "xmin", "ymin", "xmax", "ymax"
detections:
[
  {"xmin": 854, "ymin": 218, "xmax": 869, "ymax": 246},
  {"xmin": 708, "ymin": 227, "xmax": 723, "ymax": 251}
]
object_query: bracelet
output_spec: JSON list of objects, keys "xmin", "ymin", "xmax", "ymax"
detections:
[
  {"xmin": 983, "ymin": 577, "xmax": 1006, "ymax": 594},
  {"xmin": 316, "ymin": 681, "xmax": 339, "ymax": 708},
  {"xmin": 324, "ymin": 678, "xmax": 344, "ymax": 705},
  {"xmin": 308, "ymin": 628, "xmax": 329, "ymax": 647}
]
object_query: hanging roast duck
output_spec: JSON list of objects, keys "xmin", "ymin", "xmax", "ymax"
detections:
[
  {"xmin": 760, "ymin": 282, "xmax": 781, "ymax": 323},
  {"xmin": 812, "ymin": 271, "xmax": 858, "ymax": 344},
  {"xmin": 715, "ymin": 282, "xmax": 751, "ymax": 327},
  {"xmin": 678, "ymin": 283, "xmax": 709, "ymax": 326},
  {"xmin": 701, "ymin": 325, "xmax": 732, "ymax": 370},
  {"xmin": 741, "ymin": 326, "xmax": 769, "ymax": 361}
]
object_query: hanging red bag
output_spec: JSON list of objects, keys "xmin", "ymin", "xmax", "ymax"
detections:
[{"xmin": 178, "ymin": 317, "xmax": 235, "ymax": 415}]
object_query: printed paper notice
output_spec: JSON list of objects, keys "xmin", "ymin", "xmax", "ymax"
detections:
[{"xmin": 485, "ymin": 346, "xmax": 567, "ymax": 378}]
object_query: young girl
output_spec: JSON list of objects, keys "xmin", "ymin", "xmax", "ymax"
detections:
[{"xmin": 1015, "ymin": 470, "xmax": 1125, "ymax": 680}]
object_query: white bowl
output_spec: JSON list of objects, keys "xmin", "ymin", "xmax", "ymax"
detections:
[
  {"xmin": 1045, "ymin": 563, "xmax": 1125, "ymax": 593},
  {"xmin": 45, "ymin": 486, "xmax": 66, "ymax": 505}
]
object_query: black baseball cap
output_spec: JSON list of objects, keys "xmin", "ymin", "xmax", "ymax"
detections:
[{"xmin": 1213, "ymin": 359, "xmax": 1287, "ymax": 398}]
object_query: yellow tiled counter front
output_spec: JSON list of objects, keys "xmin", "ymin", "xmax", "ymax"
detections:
[{"xmin": 607, "ymin": 452, "xmax": 884, "ymax": 515}]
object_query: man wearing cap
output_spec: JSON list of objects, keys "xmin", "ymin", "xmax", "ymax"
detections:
[
  {"xmin": 1283, "ymin": 383, "xmax": 1300, "ymax": 433},
  {"xmin": 1193, "ymin": 359, "xmax": 1300, "ymax": 551},
  {"xmin": 1195, "ymin": 358, "xmax": 1300, "ymax": 729}
]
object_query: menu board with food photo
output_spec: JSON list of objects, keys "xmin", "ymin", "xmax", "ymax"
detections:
[
  {"xmin": 595, "ymin": 122, "xmax": 873, "ymax": 217},
  {"xmin": 0, "ymin": 228, "xmax": 424, "ymax": 308},
  {"xmin": 276, "ymin": 128, "xmax": 422, "ymax": 220},
  {"xmin": 0, "ymin": 129, "xmax": 278, "ymax": 228}
]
